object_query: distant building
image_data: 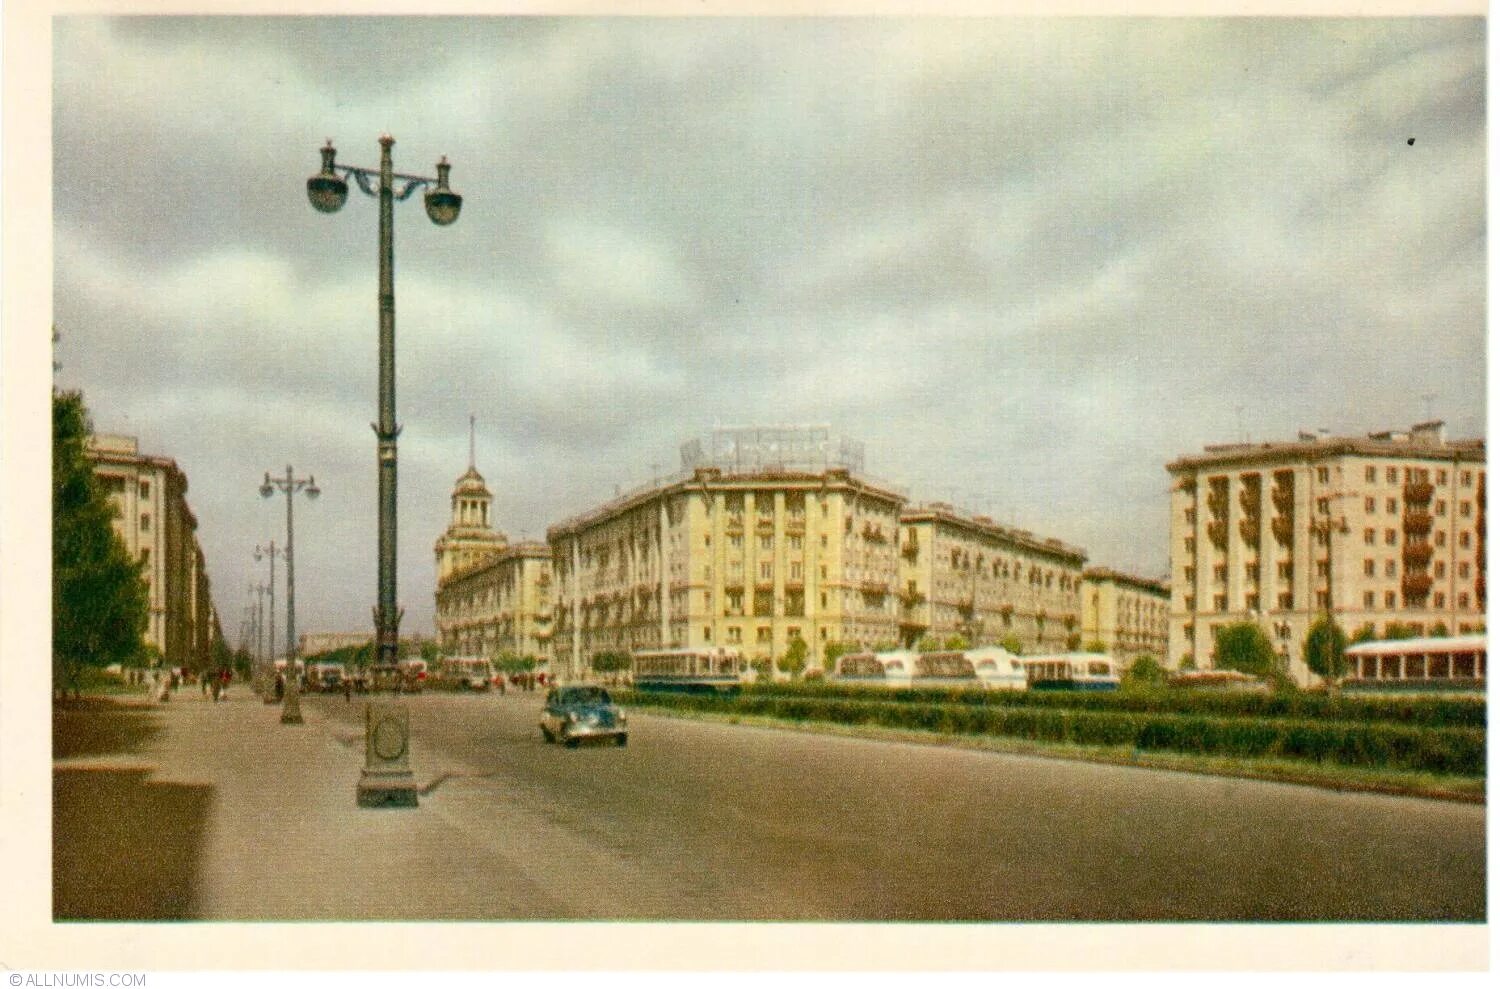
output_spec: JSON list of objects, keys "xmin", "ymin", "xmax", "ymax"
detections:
[
  {"xmin": 897, "ymin": 505, "xmax": 1087, "ymax": 653},
  {"xmin": 433, "ymin": 442, "xmax": 555, "ymax": 663},
  {"xmin": 86, "ymin": 434, "xmax": 219, "ymax": 670},
  {"xmin": 299, "ymin": 631, "xmax": 373, "ymax": 656},
  {"xmin": 1166, "ymin": 421, "xmax": 1486, "ymax": 684},
  {"xmin": 1080, "ymin": 568, "xmax": 1170, "ymax": 662}
]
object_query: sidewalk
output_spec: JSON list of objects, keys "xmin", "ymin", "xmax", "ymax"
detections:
[{"xmin": 53, "ymin": 686, "xmax": 550, "ymax": 922}]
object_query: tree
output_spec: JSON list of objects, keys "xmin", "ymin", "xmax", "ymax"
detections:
[
  {"xmin": 53, "ymin": 391, "xmax": 149, "ymax": 699},
  {"xmin": 1350, "ymin": 622, "xmax": 1379, "ymax": 644},
  {"xmin": 494, "ymin": 650, "xmax": 537, "ymax": 674},
  {"xmin": 1302, "ymin": 616, "xmax": 1349, "ymax": 687},
  {"xmin": 1428, "ymin": 622, "xmax": 1450, "ymax": 638},
  {"xmin": 823, "ymin": 640, "xmax": 855, "ymax": 673},
  {"xmin": 1383, "ymin": 621, "xmax": 1420, "ymax": 641},
  {"xmin": 1065, "ymin": 633, "xmax": 1083, "ymax": 651},
  {"xmin": 420, "ymin": 639, "xmax": 441, "ymax": 664},
  {"xmin": 1212, "ymin": 622, "xmax": 1277, "ymax": 677},
  {"xmin": 998, "ymin": 634, "xmax": 1024, "ymax": 656},
  {"xmin": 777, "ymin": 636, "xmax": 809, "ymax": 678},
  {"xmin": 915, "ymin": 635, "xmax": 942, "ymax": 652},
  {"xmin": 1084, "ymin": 640, "xmax": 1110, "ymax": 654},
  {"xmin": 590, "ymin": 651, "xmax": 631, "ymax": 674},
  {"xmin": 942, "ymin": 634, "xmax": 970, "ymax": 650},
  {"xmin": 1122, "ymin": 654, "xmax": 1166, "ymax": 690}
]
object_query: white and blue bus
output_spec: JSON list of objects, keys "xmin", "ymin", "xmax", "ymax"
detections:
[
  {"xmin": 1022, "ymin": 653, "xmax": 1120, "ymax": 691},
  {"xmin": 631, "ymin": 647, "xmax": 751, "ymax": 694},
  {"xmin": 965, "ymin": 646, "xmax": 1028, "ymax": 692},
  {"xmin": 833, "ymin": 650, "xmax": 919, "ymax": 688}
]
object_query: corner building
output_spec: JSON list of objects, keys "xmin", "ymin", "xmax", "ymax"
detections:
[
  {"xmin": 1080, "ymin": 568, "xmax": 1170, "ymax": 662},
  {"xmin": 1167, "ymin": 421, "xmax": 1485, "ymax": 684},
  {"xmin": 547, "ymin": 464, "xmax": 905, "ymax": 681},
  {"xmin": 86, "ymin": 434, "xmax": 220, "ymax": 671}
]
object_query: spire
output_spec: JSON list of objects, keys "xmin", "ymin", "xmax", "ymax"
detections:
[{"xmin": 469, "ymin": 413, "xmax": 476, "ymax": 471}]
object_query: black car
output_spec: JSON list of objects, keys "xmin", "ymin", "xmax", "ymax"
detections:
[{"xmin": 540, "ymin": 686, "xmax": 628, "ymax": 747}]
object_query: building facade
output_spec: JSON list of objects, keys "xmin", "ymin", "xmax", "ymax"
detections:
[
  {"xmin": 86, "ymin": 434, "xmax": 219, "ymax": 671},
  {"xmin": 897, "ymin": 505, "xmax": 1087, "ymax": 653},
  {"xmin": 1080, "ymin": 567, "xmax": 1170, "ymax": 662},
  {"xmin": 1167, "ymin": 421, "xmax": 1486, "ymax": 684},
  {"xmin": 433, "ymin": 456, "xmax": 555, "ymax": 663}
]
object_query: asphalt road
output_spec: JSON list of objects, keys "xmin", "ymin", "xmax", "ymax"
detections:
[{"xmin": 304, "ymin": 690, "xmax": 1486, "ymax": 922}]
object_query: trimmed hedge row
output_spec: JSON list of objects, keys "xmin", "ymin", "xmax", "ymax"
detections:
[
  {"xmin": 735, "ymin": 682, "xmax": 1487, "ymax": 729},
  {"xmin": 620, "ymin": 690, "xmax": 1486, "ymax": 776}
]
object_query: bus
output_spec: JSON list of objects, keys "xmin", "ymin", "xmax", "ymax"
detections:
[
  {"xmin": 911, "ymin": 651, "xmax": 981, "ymax": 688},
  {"xmin": 1341, "ymin": 634, "xmax": 1486, "ymax": 692},
  {"xmin": 965, "ymin": 646, "xmax": 1027, "ymax": 691},
  {"xmin": 438, "ymin": 656, "xmax": 497, "ymax": 691},
  {"xmin": 833, "ymin": 650, "xmax": 918, "ymax": 688},
  {"xmin": 1023, "ymin": 653, "xmax": 1120, "ymax": 691},
  {"xmin": 631, "ymin": 647, "xmax": 750, "ymax": 694}
]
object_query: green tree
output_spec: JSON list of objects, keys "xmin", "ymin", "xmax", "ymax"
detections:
[
  {"xmin": 942, "ymin": 634, "xmax": 970, "ymax": 650},
  {"xmin": 1383, "ymin": 621, "xmax": 1420, "ymax": 640},
  {"xmin": 915, "ymin": 635, "xmax": 942, "ymax": 652},
  {"xmin": 998, "ymin": 634, "xmax": 1024, "ymax": 655},
  {"xmin": 420, "ymin": 639, "xmax": 441, "ymax": 664},
  {"xmin": 53, "ymin": 391, "xmax": 149, "ymax": 700},
  {"xmin": 1428, "ymin": 622, "xmax": 1449, "ymax": 638},
  {"xmin": 1212, "ymin": 622, "xmax": 1277, "ymax": 677},
  {"xmin": 1122, "ymin": 654, "xmax": 1166, "ymax": 690},
  {"xmin": 1084, "ymin": 640, "xmax": 1110, "ymax": 654},
  {"xmin": 494, "ymin": 650, "xmax": 538, "ymax": 674},
  {"xmin": 822, "ymin": 640, "xmax": 855, "ymax": 672},
  {"xmin": 777, "ymin": 636, "xmax": 809, "ymax": 678},
  {"xmin": 1350, "ymin": 622, "xmax": 1379, "ymax": 644},
  {"xmin": 590, "ymin": 651, "xmax": 632, "ymax": 674},
  {"xmin": 1065, "ymin": 633, "xmax": 1083, "ymax": 651},
  {"xmin": 1303, "ymin": 616, "xmax": 1349, "ymax": 687}
]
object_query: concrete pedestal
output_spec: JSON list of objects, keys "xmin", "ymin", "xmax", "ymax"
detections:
[{"xmin": 356, "ymin": 700, "xmax": 418, "ymax": 809}]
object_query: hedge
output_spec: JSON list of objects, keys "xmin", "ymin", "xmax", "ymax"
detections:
[
  {"xmin": 732, "ymin": 682, "xmax": 1486, "ymax": 730},
  {"xmin": 619, "ymin": 691, "xmax": 1486, "ymax": 776}
]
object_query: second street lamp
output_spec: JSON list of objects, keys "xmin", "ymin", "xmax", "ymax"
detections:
[
  {"xmin": 261, "ymin": 466, "xmax": 320, "ymax": 725},
  {"xmin": 308, "ymin": 134, "xmax": 462, "ymax": 808}
]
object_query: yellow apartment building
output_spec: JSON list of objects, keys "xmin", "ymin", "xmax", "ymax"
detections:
[
  {"xmin": 1167, "ymin": 421, "xmax": 1486, "ymax": 684},
  {"xmin": 1080, "ymin": 567, "xmax": 1170, "ymax": 662}
]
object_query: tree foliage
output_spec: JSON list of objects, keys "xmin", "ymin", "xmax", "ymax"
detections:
[
  {"xmin": 1122, "ymin": 654, "xmax": 1166, "ymax": 690},
  {"xmin": 590, "ymin": 650, "xmax": 632, "ymax": 673},
  {"xmin": 997, "ymin": 634, "xmax": 1025, "ymax": 655},
  {"xmin": 822, "ymin": 639, "xmax": 856, "ymax": 671},
  {"xmin": 1383, "ymin": 621, "xmax": 1421, "ymax": 641},
  {"xmin": 1212, "ymin": 622, "xmax": 1278, "ymax": 677},
  {"xmin": 777, "ymin": 636, "xmax": 809, "ymax": 677},
  {"xmin": 53, "ymin": 391, "xmax": 150, "ymax": 698},
  {"xmin": 1350, "ymin": 622, "xmax": 1379, "ymax": 644},
  {"xmin": 942, "ymin": 634, "xmax": 970, "ymax": 650},
  {"xmin": 1303, "ymin": 617, "xmax": 1349, "ymax": 684},
  {"xmin": 494, "ymin": 650, "xmax": 539, "ymax": 674}
]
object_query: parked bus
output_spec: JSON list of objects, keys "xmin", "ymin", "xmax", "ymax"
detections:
[
  {"xmin": 966, "ymin": 646, "xmax": 1027, "ymax": 691},
  {"xmin": 833, "ymin": 650, "xmax": 919, "ymax": 688},
  {"xmin": 631, "ymin": 647, "xmax": 750, "ymax": 694},
  {"xmin": 912, "ymin": 650, "xmax": 981, "ymax": 688},
  {"xmin": 1023, "ymin": 653, "xmax": 1120, "ymax": 691},
  {"xmin": 1341, "ymin": 634, "xmax": 1486, "ymax": 691}
]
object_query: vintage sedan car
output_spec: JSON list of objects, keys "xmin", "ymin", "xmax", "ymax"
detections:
[{"xmin": 539, "ymin": 685, "xmax": 628, "ymax": 747}]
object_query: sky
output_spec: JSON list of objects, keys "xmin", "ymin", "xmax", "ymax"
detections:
[{"xmin": 49, "ymin": 15, "xmax": 1486, "ymax": 646}]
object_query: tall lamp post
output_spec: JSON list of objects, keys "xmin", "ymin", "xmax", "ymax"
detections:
[
  {"xmin": 307, "ymin": 135, "xmax": 462, "ymax": 807},
  {"xmin": 255, "ymin": 542, "xmax": 283, "ymax": 709},
  {"xmin": 261, "ymin": 466, "xmax": 320, "ymax": 724}
]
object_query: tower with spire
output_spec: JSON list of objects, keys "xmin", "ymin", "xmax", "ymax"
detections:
[{"xmin": 434, "ymin": 415, "xmax": 508, "ymax": 583}]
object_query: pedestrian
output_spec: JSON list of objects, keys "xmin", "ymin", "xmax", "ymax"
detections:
[
  {"xmin": 210, "ymin": 677, "xmax": 221, "ymax": 702},
  {"xmin": 343, "ymin": 677, "xmax": 352, "ymax": 703},
  {"xmin": 274, "ymin": 672, "xmax": 285, "ymax": 701},
  {"xmin": 201, "ymin": 674, "xmax": 210, "ymax": 697}
]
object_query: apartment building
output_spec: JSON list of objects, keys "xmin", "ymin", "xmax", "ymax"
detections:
[
  {"xmin": 432, "ymin": 456, "xmax": 555, "ymax": 662},
  {"xmin": 86, "ymin": 434, "xmax": 219, "ymax": 670},
  {"xmin": 1166, "ymin": 421, "xmax": 1486, "ymax": 684},
  {"xmin": 1080, "ymin": 567, "xmax": 1170, "ymax": 662},
  {"xmin": 897, "ymin": 505, "xmax": 1087, "ymax": 653}
]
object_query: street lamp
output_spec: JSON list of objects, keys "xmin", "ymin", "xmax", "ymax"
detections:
[
  {"xmin": 255, "ymin": 542, "xmax": 283, "ymax": 708},
  {"xmin": 308, "ymin": 135, "xmax": 462, "ymax": 808},
  {"xmin": 261, "ymin": 466, "xmax": 320, "ymax": 725}
]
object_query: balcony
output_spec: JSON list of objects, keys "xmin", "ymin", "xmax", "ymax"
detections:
[
  {"xmin": 898, "ymin": 589, "xmax": 926, "ymax": 607},
  {"xmin": 1271, "ymin": 486, "xmax": 1295, "ymax": 514},
  {"xmin": 1239, "ymin": 489, "xmax": 1261, "ymax": 516},
  {"xmin": 860, "ymin": 580, "xmax": 889, "ymax": 597},
  {"xmin": 1404, "ymin": 481, "xmax": 1435, "ymax": 504},
  {"xmin": 1271, "ymin": 516, "xmax": 1294, "ymax": 547},
  {"xmin": 1206, "ymin": 520, "xmax": 1228, "ymax": 549},
  {"xmin": 725, "ymin": 514, "xmax": 744, "ymax": 531},
  {"xmin": 1238, "ymin": 518, "xmax": 1261, "ymax": 546},
  {"xmin": 863, "ymin": 523, "xmax": 889, "ymax": 544},
  {"xmin": 1206, "ymin": 491, "xmax": 1229, "ymax": 516},
  {"xmin": 1401, "ymin": 572, "xmax": 1433, "ymax": 598},
  {"xmin": 1401, "ymin": 542, "xmax": 1434, "ymax": 567},
  {"xmin": 900, "ymin": 541, "xmax": 920, "ymax": 561},
  {"xmin": 1402, "ymin": 510, "xmax": 1433, "ymax": 535}
]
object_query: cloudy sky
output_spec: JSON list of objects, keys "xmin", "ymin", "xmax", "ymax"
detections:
[{"xmin": 50, "ymin": 15, "xmax": 1485, "ymax": 646}]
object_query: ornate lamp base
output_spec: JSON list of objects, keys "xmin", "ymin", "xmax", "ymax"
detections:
[{"xmin": 356, "ymin": 701, "xmax": 419, "ymax": 809}]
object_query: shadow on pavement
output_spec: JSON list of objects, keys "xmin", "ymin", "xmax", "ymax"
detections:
[
  {"xmin": 53, "ymin": 767, "xmax": 213, "ymax": 920},
  {"xmin": 53, "ymin": 697, "xmax": 164, "ymax": 759}
]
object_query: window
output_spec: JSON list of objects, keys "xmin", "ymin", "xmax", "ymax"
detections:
[
  {"xmin": 1434, "ymin": 592, "xmax": 1446, "ymax": 608},
  {"xmin": 139, "ymin": 548, "xmax": 150, "ymax": 566},
  {"xmin": 1316, "ymin": 591, "xmax": 1329, "ymax": 608},
  {"xmin": 1364, "ymin": 497, "xmax": 1376, "ymax": 513},
  {"xmin": 1387, "ymin": 468, "xmax": 1398, "ymax": 483},
  {"xmin": 1278, "ymin": 592, "xmax": 1294, "ymax": 609},
  {"xmin": 1385, "ymin": 529, "xmax": 1397, "ymax": 546},
  {"xmin": 1459, "ymin": 532, "xmax": 1471, "ymax": 549},
  {"xmin": 1363, "ymin": 559, "xmax": 1375, "ymax": 576},
  {"xmin": 1245, "ymin": 563, "xmax": 1257, "ymax": 580},
  {"xmin": 1435, "ymin": 562, "xmax": 1446, "ymax": 578},
  {"xmin": 1363, "ymin": 591, "xmax": 1375, "ymax": 608},
  {"xmin": 1364, "ymin": 528, "xmax": 1376, "ymax": 545},
  {"xmin": 1459, "ymin": 593, "xmax": 1470, "ymax": 609},
  {"xmin": 1461, "ymin": 471, "xmax": 1473, "ymax": 487},
  {"xmin": 1316, "ymin": 560, "xmax": 1329, "ymax": 577},
  {"xmin": 1278, "ymin": 561, "xmax": 1293, "ymax": 579},
  {"xmin": 790, "ymin": 562, "xmax": 802, "ymax": 581},
  {"xmin": 1365, "ymin": 466, "xmax": 1377, "ymax": 483},
  {"xmin": 1384, "ymin": 560, "xmax": 1396, "ymax": 577},
  {"xmin": 730, "ymin": 534, "xmax": 743, "ymax": 548},
  {"xmin": 1184, "ymin": 566, "xmax": 1196, "ymax": 582},
  {"xmin": 1386, "ymin": 498, "xmax": 1397, "ymax": 514},
  {"xmin": 760, "ymin": 535, "xmax": 773, "ymax": 550},
  {"xmin": 1317, "ymin": 467, "xmax": 1330, "ymax": 483},
  {"xmin": 1317, "ymin": 498, "xmax": 1329, "ymax": 514},
  {"xmin": 727, "ymin": 627, "xmax": 742, "ymax": 643},
  {"xmin": 1460, "ymin": 501, "xmax": 1472, "ymax": 518},
  {"xmin": 1213, "ymin": 594, "xmax": 1227, "ymax": 612},
  {"xmin": 140, "ymin": 513, "xmax": 150, "ymax": 531},
  {"xmin": 1245, "ymin": 594, "xmax": 1259, "ymax": 611},
  {"xmin": 1459, "ymin": 562, "xmax": 1471, "ymax": 579},
  {"xmin": 760, "ymin": 562, "xmax": 773, "ymax": 581},
  {"xmin": 703, "ymin": 627, "xmax": 710, "ymax": 639},
  {"xmin": 1385, "ymin": 591, "xmax": 1396, "ymax": 608},
  {"xmin": 1435, "ymin": 531, "xmax": 1447, "ymax": 547},
  {"xmin": 1436, "ymin": 500, "xmax": 1447, "ymax": 516},
  {"xmin": 789, "ymin": 535, "xmax": 802, "ymax": 550},
  {"xmin": 139, "ymin": 480, "xmax": 150, "ymax": 499},
  {"xmin": 1184, "ymin": 508, "xmax": 1196, "ymax": 524},
  {"xmin": 1185, "ymin": 537, "xmax": 1196, "ymax": 554},
  {"xmin": 757, "ymin": 626, "xmax": 772, "ymax": 643},
  {"xmin": 1437, "ymin": 470, "xmax": 1448, "ymax": 485},
  {"xmin": 820, "ymin": 535, "xmax": 828, "ymax": 548},
  {"xmin": 1213, "ymin": 564, "xmax": 1227, "ymax": 581}
]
